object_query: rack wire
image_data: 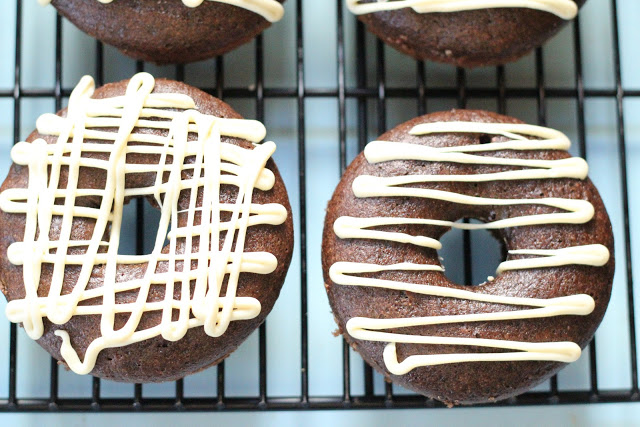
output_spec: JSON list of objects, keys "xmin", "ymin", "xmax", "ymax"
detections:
[{"xmin": 0, "ymin": 0, "xmax": 638, "ymax": 412}]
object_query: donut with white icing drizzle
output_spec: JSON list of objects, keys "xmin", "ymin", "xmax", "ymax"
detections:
[
  {"xmin": 44, "ymin": 0, "xmax": 286, "ymax": 64},
  {"xmin": 347, "ymin": 0, "xmax": 586, "ymax": 67},
  {"xmin": 322, "ymin": 109, "xmax": 614, "ymax": 405},
  {"xmin": 0, "ymin": 72, "xmax": 293, "ymax": 382}
]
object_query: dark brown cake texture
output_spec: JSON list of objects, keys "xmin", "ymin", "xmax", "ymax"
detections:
[
  {"xmin": 0, "ymin": 74, "xmax": 294, "ymax": 382},
  {"xmin": 47, "ymin": 0, "xmax": 286, "ymax": 64},
  {"xmin": 348, "ymin": 0, "xmax": 586, "ymax": 67},
  {"xmin": 322, "ymin": 109, "xmax": 614, "ymax": 405}
]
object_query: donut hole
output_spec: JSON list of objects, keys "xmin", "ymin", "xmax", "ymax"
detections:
[
  {"xmin": 142, "ymin": 199, "xmax": 171, "ymax": 253},
  {"xmin": 116, "ymin": 201, "xmax": 139, "ymax": 256},
  {"xmin": 116, "ymin": 198, "xmax": 170, "ymax": 256},
  {"xmin": 438, "ymin": 219, "xmax": 505, "ymax": 287},
  {"xmin": 478, "ymin": 134, "xmax": 493, "ymax": 145}
]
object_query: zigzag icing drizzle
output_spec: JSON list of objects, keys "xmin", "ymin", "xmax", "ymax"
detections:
[
  {"xmin": 38, "ymin": 0, "xmax": 285, "ymax": 23},
  {"xmin": 0, "ymin": 72, "xmax": 288, "ymax": 375},
  {"xmin": 346, "ymin": 0, "xmax": 578, "ymax": 20},
  {"xmin": 331, "ymin": 121, "xmax": 609, "ymax": 375}
]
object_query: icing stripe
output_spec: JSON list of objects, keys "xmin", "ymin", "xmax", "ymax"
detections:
[
  {"xmin": 382, "ymin": 341, "xmax": 581, "ymax": 375},
  {"xmin": 346, "ymin": 0, "xmax": 578, "ymax": 20},
  {"xmin": 0, "ymin": 72, "xmax": 287, "ymax": 375},
  {"xmin": 353, "ymin": 175, "xmax": 595, "ymax": 227},
  {"xmin": 497, "ymin": 244, "xmax": 610, "ymax": 273},
  {"xmin": 39, "ymin": 0, "xmax": 285, "ymax": 22},
  {"xmin": 331, "ymin": 120, "xmax": 608, "ymax": 374},
  {"xmin": 37, "ymin": 113, "xmax": 267, "ymax": 143},
  {"xmin": 330, "ymin": 262, "xmax": 595, "ymax": 310}
]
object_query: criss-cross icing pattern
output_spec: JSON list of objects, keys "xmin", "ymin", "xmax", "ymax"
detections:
[
  {"xmin": 331, "ymin": 121, "xmax": 609, "ymax": 375},
  {"xmin": 38, "ymin": 0, "xmax": 285, "ymax": 22},
  {"xmin": 0, "ymin": 72, "xmax": 288, "ymax": 375},
  {"xmin": 346, "ymin": 0, "xmax": 578, "ymax": 20}
]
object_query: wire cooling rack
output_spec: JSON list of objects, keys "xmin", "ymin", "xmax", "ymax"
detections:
[{"xmin": 0, "ymin": 0, "xmax": 638, "ymax": 412}]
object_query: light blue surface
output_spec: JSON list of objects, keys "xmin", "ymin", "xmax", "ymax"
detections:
[
  {"xmin": 0, "ymin": 0, "xmax": 639, "ymax": 425},
  {"xmin": 0, "ymin": 404, "xmax": 638, "ymax": 427}
]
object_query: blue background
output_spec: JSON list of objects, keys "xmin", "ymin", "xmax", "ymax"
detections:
[{"xmin": 0, "ymin": 0, "xmax": 639, "ymax": 424}]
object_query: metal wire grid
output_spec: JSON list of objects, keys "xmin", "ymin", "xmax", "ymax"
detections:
[{"xmin": 0, "ymin": 0, "xmax": 638, "ymax": 411}]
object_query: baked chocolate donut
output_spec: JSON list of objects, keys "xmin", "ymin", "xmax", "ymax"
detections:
[
  {"xmin": 347, "ymin": 0, "xmax": 585, "ymax": 67},
  {"xmin": 0, "ymin": 72, "xmax": 294, "ymax": 382},
  {"xmin": 322, "ymin": 109, "xmax": 614, "ymax": 405},
  {"xmin": 43, "ymin": 0, "xmax": 286, "ymax": 64}
]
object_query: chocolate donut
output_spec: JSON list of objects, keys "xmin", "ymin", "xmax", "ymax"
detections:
[
  {"xmin": 322, "ymin": 109, "xmax": 614, "ymax": 405},
  {"xmin": 42, "ymin": 0, "xmax": 286, "ymax": 64},
  {"xmin": 0, "ymin": 72, "xmax": 294, "ymax": 382},
  {"xmin": 347, "ymin": 0, "xmax": 585, "ymax": 67}
]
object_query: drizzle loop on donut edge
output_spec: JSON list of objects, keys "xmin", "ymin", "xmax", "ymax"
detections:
[
  {"xmin": 346, "ymin": 0, "xmax": 578, "ymax": 20},
  {"xmin": 37, "ymin": 0, "xmax": 285, "ymax": 23},
  {"xmin": 331, "ymin": 121, "xmax": 609, "ymax": 376},
  {"xmin": 0, "ymin": 72, "xmax": 288, "ymax": 375}
]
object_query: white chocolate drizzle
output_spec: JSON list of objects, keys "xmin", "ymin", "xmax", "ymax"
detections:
[
  {"xmin": 331, "ymin": 120, "xmax": 609, "ymax": 375},
  {"xmin": 38, "ymin": 0, "xmax": 285, "ymax": 23},
  {"xmin": 0, "ymin": 72, "xmax": 288, "ymax": 375},
  {"xmin": 346, "ymin": 0, "xmax": 578, "ymax": 20}
]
